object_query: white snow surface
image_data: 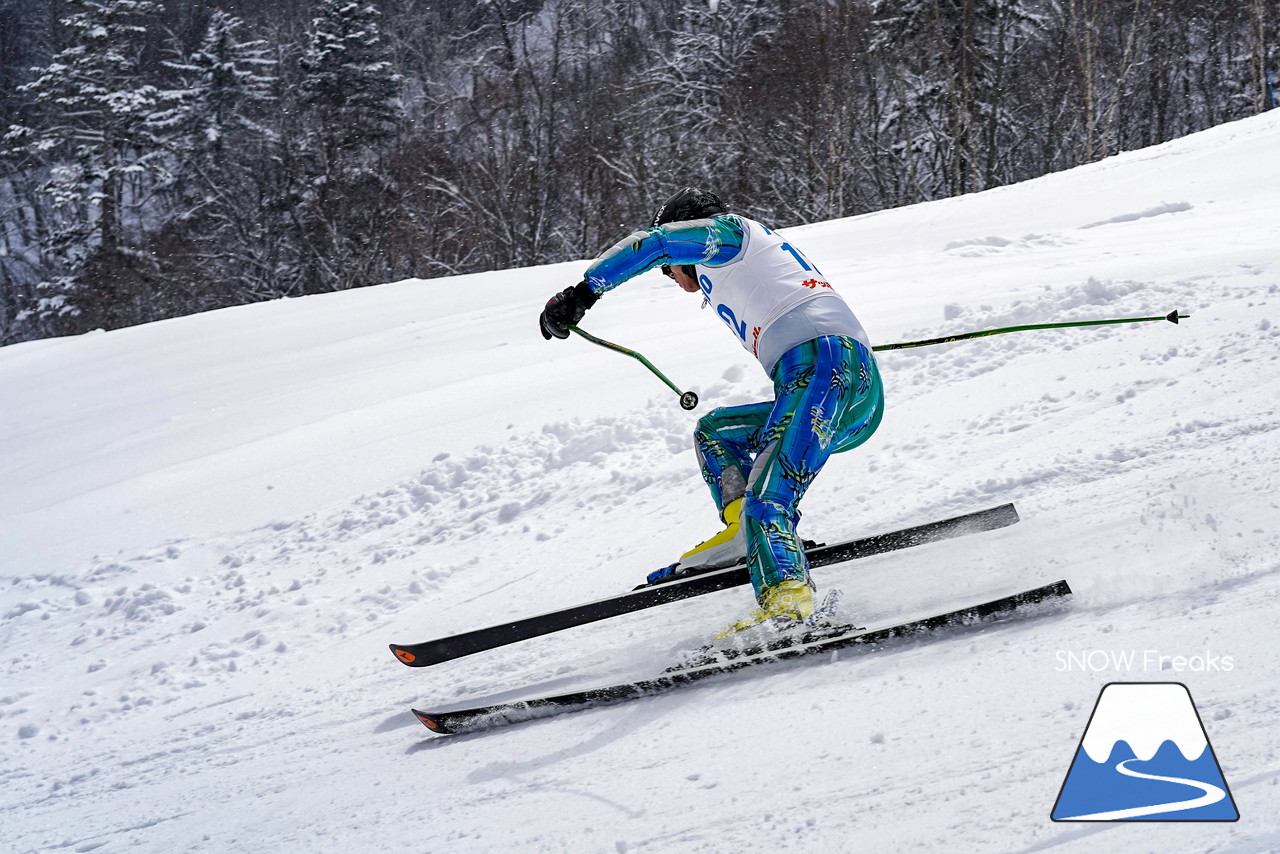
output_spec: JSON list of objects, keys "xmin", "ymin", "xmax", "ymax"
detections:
[{"xmin": 4, "ymin": 113, "xmax": 1280, "ymax": 852}]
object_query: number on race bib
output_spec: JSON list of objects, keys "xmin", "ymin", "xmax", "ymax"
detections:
[{"xmin": 780, "ymin": 242, "xmax": 823, "ymax": 277}]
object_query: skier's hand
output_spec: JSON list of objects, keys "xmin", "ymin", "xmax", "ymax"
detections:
[{"xmin": 539, "ymin": 280, "xmax": 598, "ymax": 340}]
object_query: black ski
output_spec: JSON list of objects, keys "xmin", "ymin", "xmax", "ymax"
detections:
[
  {"xmin": 390, "ymin": 503, "xmax": 1019, "ymax": 668},
  {"xmin": 412, "ymin": 579, "xmax": 1072, "ymax": 735}
]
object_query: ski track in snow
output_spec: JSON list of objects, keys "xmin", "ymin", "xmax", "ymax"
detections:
[{"xmin": 4, "ymin": 112, "xmax": 1280, "ymax": 852}]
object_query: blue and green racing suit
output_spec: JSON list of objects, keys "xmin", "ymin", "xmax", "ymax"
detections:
[{"xmin": 583, "ymin": 214, "xmax": 885, "ymax": 601}]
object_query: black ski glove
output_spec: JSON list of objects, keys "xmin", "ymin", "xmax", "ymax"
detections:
[{"xmin": 539, "ymin": 280, "xmax": 599, "ymax": 340}]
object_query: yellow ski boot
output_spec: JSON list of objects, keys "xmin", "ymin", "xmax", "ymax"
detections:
[
  {"xmin": 677, "ymin": 497, "xmax": 746, "ymax": 571},
  {"xmin": 713, "ymin": 578, "xmax": 815, "ymax": 640}
]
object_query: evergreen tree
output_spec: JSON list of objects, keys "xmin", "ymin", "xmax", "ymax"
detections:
[
  {"xmin": 2, "ymin": 0, "xmax": 166, "ymax": 328},
  {"xmin": 145, "ymin": 9, "xmax": 282, "ymax": 310},
  {"xmin": 157, "ymin": 10, "xmax": 274, "ymax": 172},
  {"xmin": 287, "ymin": 0, "xmax": 404, "ymax": 292},
  {"xmin": 300, "ymin": 0, "xmax": 400, "ymax": 156}
]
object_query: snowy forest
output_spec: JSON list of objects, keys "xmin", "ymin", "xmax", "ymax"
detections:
[{"xmin": 0, "ymin": 0, "xmax": 1276, "ymax": 345}]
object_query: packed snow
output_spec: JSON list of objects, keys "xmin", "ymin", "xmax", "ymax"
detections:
[{"xmin": 3, "ymin": 111, "xmax": 1280, "ymax": 852}]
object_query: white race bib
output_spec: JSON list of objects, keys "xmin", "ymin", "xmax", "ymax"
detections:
[{"xmin": 698, "ymin": 217, "xmax": 842, "ymax": 359}]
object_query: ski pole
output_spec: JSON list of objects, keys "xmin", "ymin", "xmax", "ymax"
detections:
[
  {"xmin": 570, "ymin": 310, "xmax": 1185, "ymax": 407},
  {"xmin": 569, "ymin": 325, "xmax": 700, "ymax": 411},
  {"xmin": 872, "ymin": 310, "xmax": 1189, "ymax": 352}
]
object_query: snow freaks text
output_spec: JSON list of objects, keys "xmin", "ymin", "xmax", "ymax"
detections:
[{"xmin": 1055, "ymin": 650, "xmax": 1235, "ymax": 673}]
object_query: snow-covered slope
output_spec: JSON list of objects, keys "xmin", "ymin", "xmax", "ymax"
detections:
[{"xmin": 3, "ymin": 112, "xmax": 1279, "ymax": 852}]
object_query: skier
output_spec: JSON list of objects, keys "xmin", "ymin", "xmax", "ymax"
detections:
[{"xmin": 539, "ymin": 188, "xmax": 884, "ymax": 635}]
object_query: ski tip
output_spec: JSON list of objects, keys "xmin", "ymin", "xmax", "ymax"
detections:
[
  {"xmin": 412, "ymin": 709, "xmax": 447, "ymax": 733},
  {"xmin": 1166, "ymin": 309, "xmax": 1190, "ymax": 324},
  {"xmin": 390, "ymin": 645, "xmax": 418, "ymax": 665}
]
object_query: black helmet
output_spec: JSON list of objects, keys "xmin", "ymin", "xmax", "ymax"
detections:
[{"xmin": 651, "ymin": 187, "xmax": 726, "ymax": 228}]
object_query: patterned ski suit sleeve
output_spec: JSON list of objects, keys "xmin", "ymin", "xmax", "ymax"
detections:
[{"xmin": 583, "ymin": 216, "xmax": 747, "ymax": 296}]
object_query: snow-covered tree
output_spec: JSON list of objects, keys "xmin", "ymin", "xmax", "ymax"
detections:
[
  {"xmin": 300, "ymin": 0, "xmax": 400, "ymax": 156},
  {"xmin": 157, "ymin": 10, "xmax": 275, "ymax": 170},
  {"xmin": 2, "ymin": 0, "xmax": 166, "ymax": 326}
]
